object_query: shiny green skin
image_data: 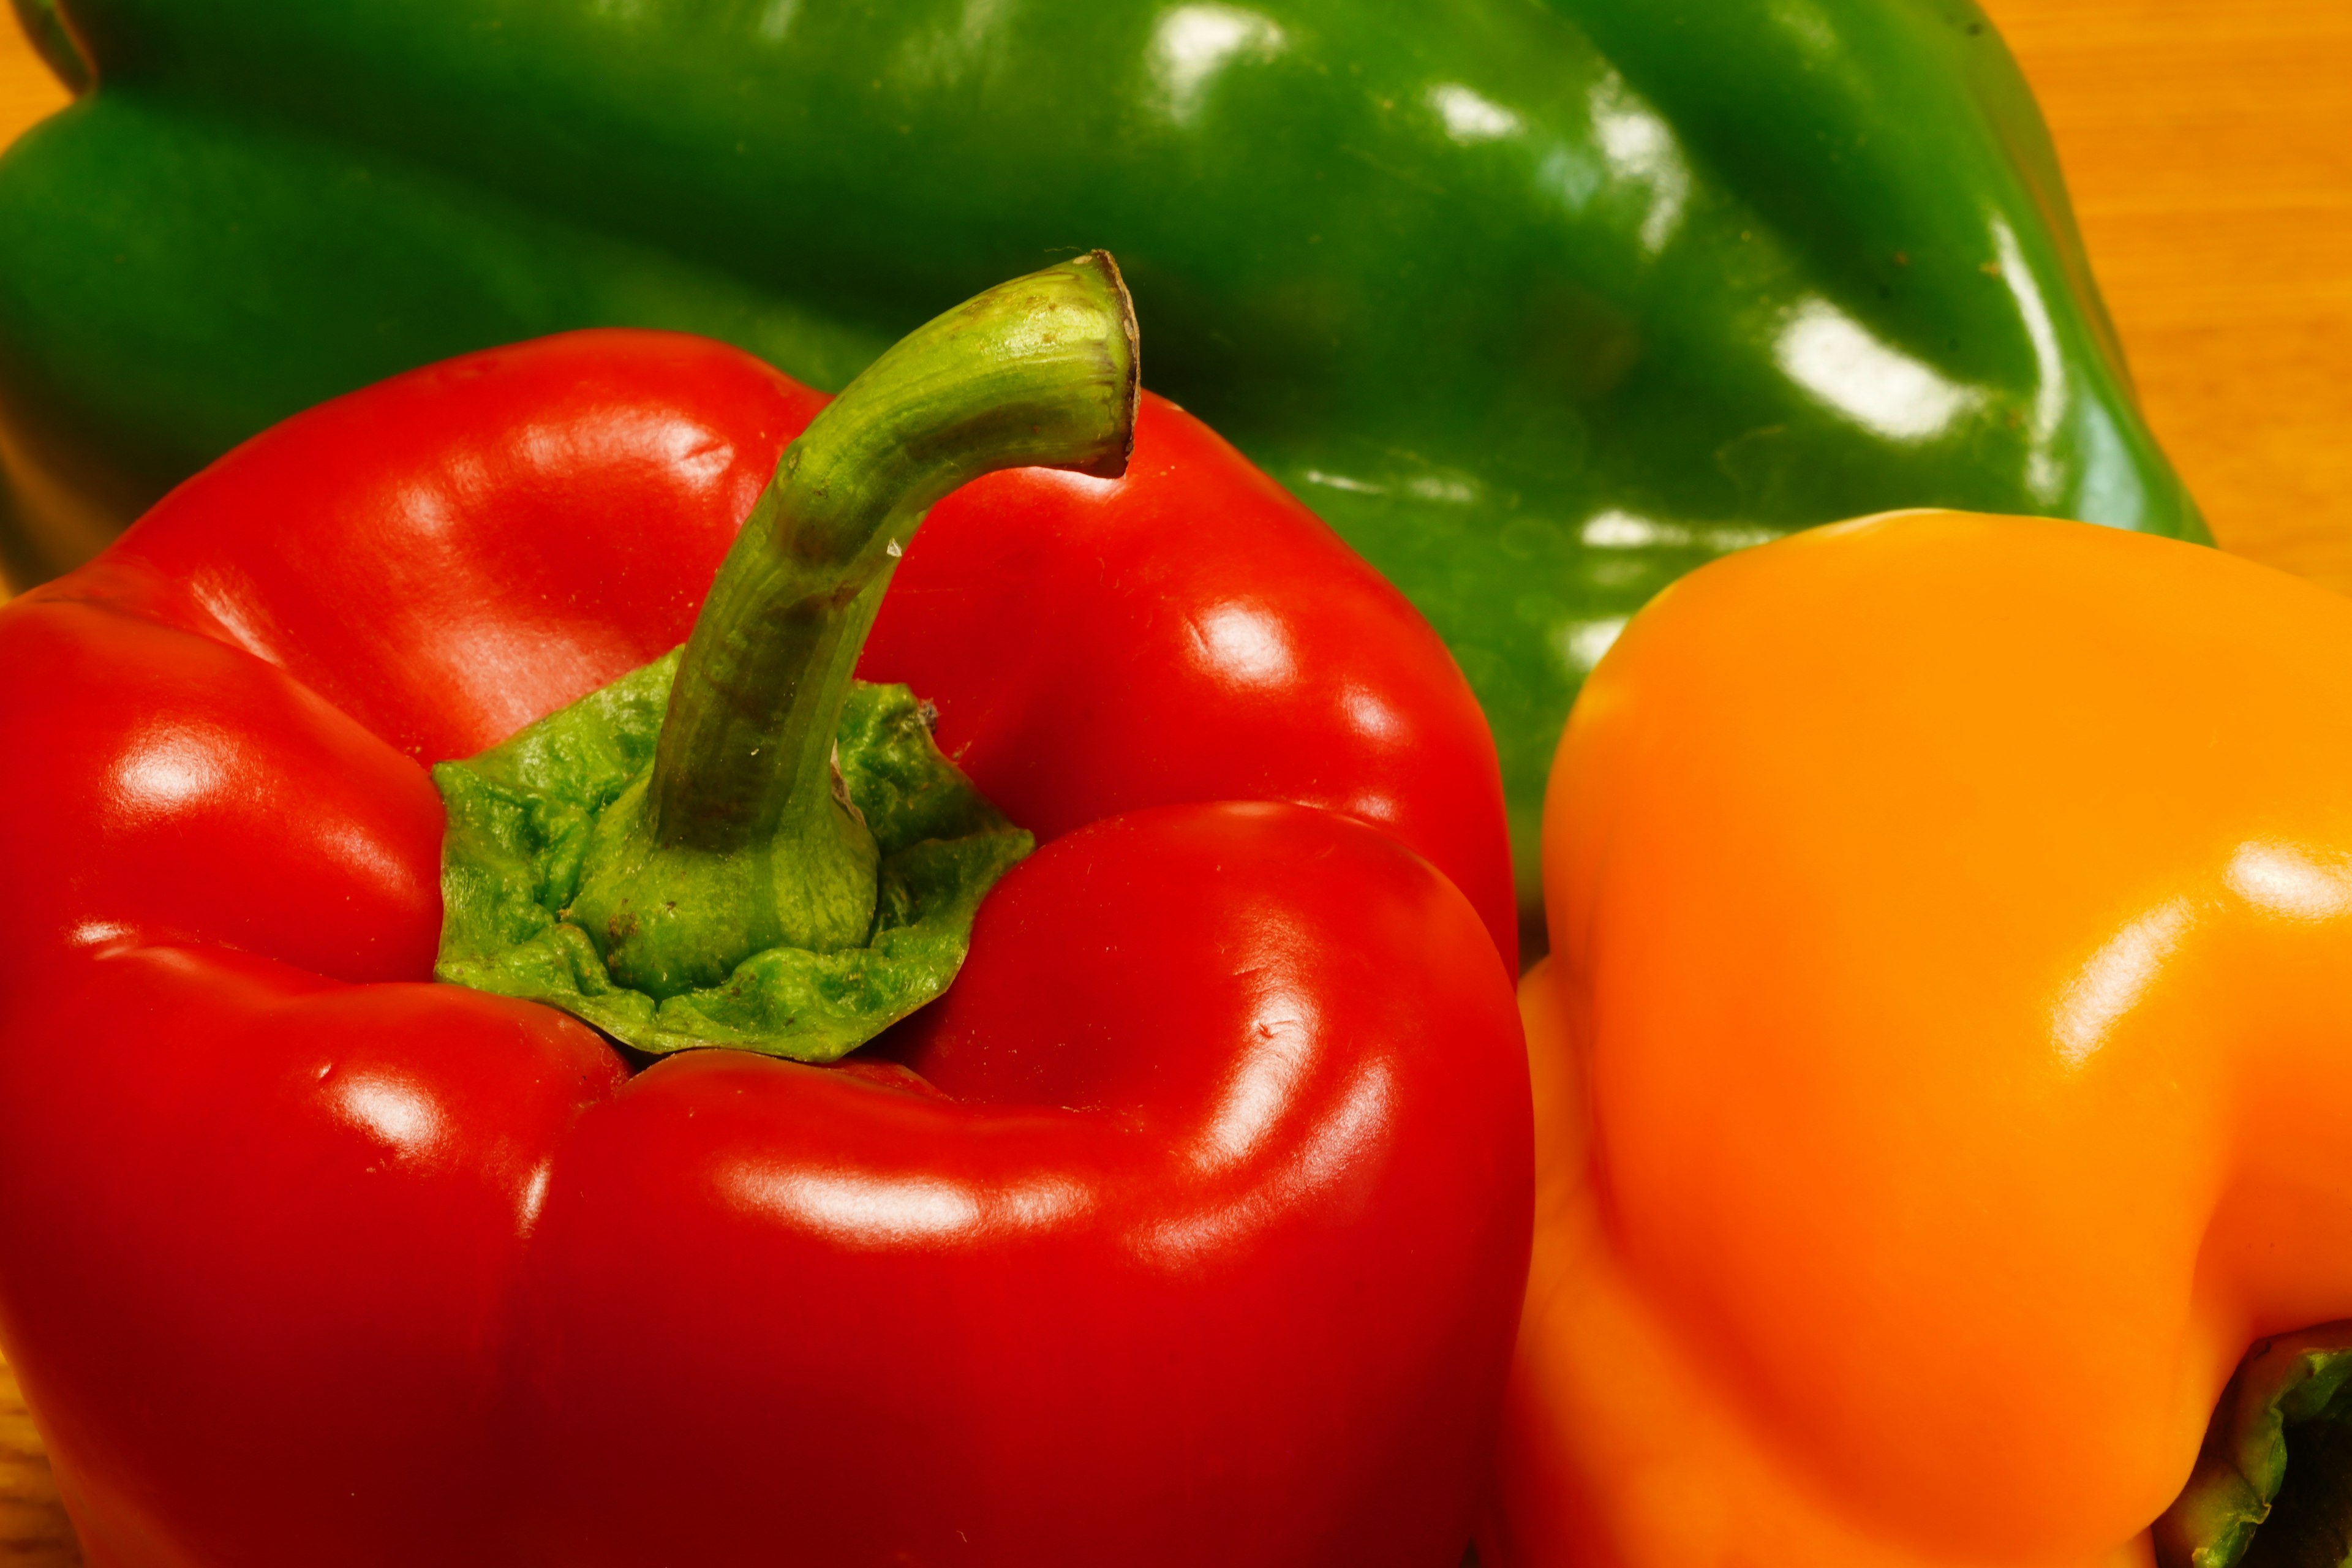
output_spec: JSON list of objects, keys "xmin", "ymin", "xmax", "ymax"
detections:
[{"xmin": 0, "ymin": 0, "xmax": 2204, "ymax": 918}]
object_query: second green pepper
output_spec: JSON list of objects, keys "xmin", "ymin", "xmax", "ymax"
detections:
[{"xmin": 0, "ymin": 0, "xmax": 2203, "ymax": 927}]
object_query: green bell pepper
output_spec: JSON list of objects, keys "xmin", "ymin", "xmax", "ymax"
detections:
[{"xmin": 0, "ymin": 0, "xmax": 2203, "ymax": 930}]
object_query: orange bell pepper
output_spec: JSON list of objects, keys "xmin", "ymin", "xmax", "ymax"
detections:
[{"xmin": 1484, "ymin": 510, "xmax": 2352, "ymax": 1568}]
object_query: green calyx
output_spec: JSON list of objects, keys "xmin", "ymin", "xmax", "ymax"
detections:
[
  {"xmin": 432, "ymin": 252, "xmax": 1138, "ymax": 1060},
  {"xmin": 434, "ymin": 655, "xmax": 1032, "ymax": 1059},
  {"xmin": 2157, "ymin": 1325, "xmax": 2352, "ymax": 1568}
]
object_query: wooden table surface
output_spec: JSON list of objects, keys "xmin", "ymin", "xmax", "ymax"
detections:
[{"xmin": 1, "ymin": 4, "xmax": 2348, "ymax": 1561}]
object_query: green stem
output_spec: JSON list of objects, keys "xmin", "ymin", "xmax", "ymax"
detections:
[
  {"xmin": 564, "ymin": 251, "xmax": 1136, "ymax": 998},
  {"xmin": 2156, "ymin": 1325, "xmax": 2352, "ymax": 1568}
]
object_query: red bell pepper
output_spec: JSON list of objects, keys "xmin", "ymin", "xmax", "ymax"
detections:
[{"xmin": 0, "ymin": 258, "xmax": 1530, "ymax": 1566}]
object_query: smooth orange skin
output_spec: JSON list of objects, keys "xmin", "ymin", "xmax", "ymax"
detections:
[{"xmin": 1485, "ymin": 511, "xmax": 2352, "ymax": 1568}]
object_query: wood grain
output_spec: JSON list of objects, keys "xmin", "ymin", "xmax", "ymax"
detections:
[
  {"xmin": 0, "ymin": 1349, "xmax": 75, "ymax": 1567},
  {"xmin": 1977, "ymin": 0, "xmax": 2352, "ymax": 588},
  {"xmin": 0, "ymin": 1, "xmax": 2348, "ymax": 1555}
]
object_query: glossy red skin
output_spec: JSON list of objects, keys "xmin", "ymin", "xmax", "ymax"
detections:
[{"xmin": 0, "ymin": 330, "xmax": 1531, "ymax": 1567}]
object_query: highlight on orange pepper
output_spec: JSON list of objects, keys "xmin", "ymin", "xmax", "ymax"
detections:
[{"xmin": 1482, "ymin": 510, "xmax": 2352, "ymax": 1568}]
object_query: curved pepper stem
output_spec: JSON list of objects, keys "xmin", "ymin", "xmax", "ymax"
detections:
[{"xmin": 565, "ymin": 252, "xmax": 1136, "ymax": 998}]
